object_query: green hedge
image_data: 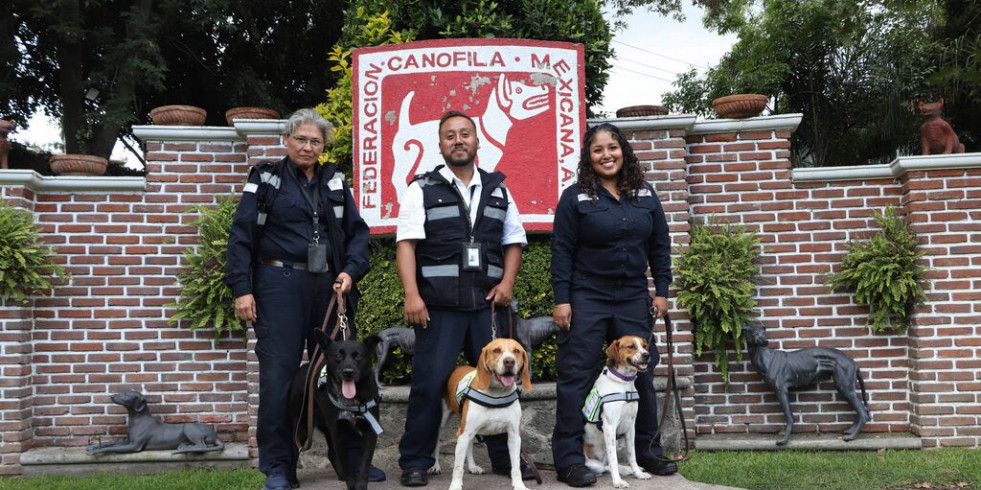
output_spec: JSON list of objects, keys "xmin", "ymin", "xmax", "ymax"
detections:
[{"xmin": 357, "ymin": 235, "xmax": 557, "ymax": 384}]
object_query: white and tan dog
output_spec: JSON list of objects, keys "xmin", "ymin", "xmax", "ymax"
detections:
[
  {"xmin": 583, "ymin": 335, "xmax": 653, "ymax": 488},
  {"xmin": 434, "ymin": 338, "xmax": 532, "ymax": 490}
]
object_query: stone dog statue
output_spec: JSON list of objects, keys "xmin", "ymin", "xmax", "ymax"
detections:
[
  {"xmin": 373, "ymin": 301, "xmax": 560, "ymax": 385},
  {"xmin": 919, "ymin": 99, "xmax": 965, "ymax": 155},
  {"xmin": 86, "ymin": 390, "xmax": 224, "ymax": 455},
  {"xmin": 744, "ymin": 325, "xmax": 871, "ymax": 445}
]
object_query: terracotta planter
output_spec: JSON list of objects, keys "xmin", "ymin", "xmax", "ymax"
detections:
[
  {"xmin": 615, "ymin": 105, "xmax": 668, "ymax": 118},
  {"xmin": 712, "ymin": 94, "xmax": 767, "ymax": 119},
  {"xmin": 49, "ymin": 154, "xmax": 108, "ymax": 176},
  {"xmin": 225, "ymin": 107, "xmax": 281, "ymax": 126},
  {"xmin": 149, "ymin": 105, "xmax": 207, "ymax": 126}
]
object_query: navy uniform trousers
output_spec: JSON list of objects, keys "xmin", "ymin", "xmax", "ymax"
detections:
[
  {"xmin": 253, "ymin": 265, "xmax": 366, "ymax": 476},
  {"xmin": 398, "ymin": 308, "xmax": 511, "ymax": 471},
  {"xmin": 551, "ymin": 278, "xmax": 664, "ymax": 470}
]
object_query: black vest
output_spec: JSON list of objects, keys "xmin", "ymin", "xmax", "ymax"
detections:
[{"xmin": 414, "ymin": 166, "xmax": 509, "ymax": 310}]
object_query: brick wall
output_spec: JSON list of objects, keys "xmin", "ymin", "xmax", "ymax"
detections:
[{"xmin": 1, "ymin": 115, "xmax": 979, "ymax": 474}]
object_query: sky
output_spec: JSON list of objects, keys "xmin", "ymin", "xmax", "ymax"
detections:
[{"xmin": 10, "ymin": 4, "xmax": 735, "ymax": 166}]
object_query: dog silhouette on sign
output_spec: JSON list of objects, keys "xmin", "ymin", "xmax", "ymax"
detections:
[{"xmin": 390, "ymin": 74, "xmax": 551, "ymax": 201}]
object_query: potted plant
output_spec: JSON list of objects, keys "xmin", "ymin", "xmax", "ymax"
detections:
[
  {"xmin": 48, "ymin": 153, "xmax": 108, "ymax": 176},
  {"xmin": 225, "ymin": 107, "xmax": 281, "ymax": 126},
  {"xmin": 676, "ymin": 219, "xmax": 761, "ymax": 384},
  {"xmin": 828, "ymin": 206, "xmax": 927, "ymax": 333},
  {"xmin": 0, "ymin": 200, "xmax": 69, "ymax": 305},
  {"xmin": 712, "ymin": 94, "xmax": 768, "ymax": 119},
  {"xmin": 149, "ymin": 105, "xmax": 207, "ymax": 125},
  {"xmin": 615, "ymin": 105, "xmax": 668, "ymax": 118}
]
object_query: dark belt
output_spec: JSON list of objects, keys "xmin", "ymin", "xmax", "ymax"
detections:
[{"xmin": 260, "ymin": 259, "xmax": 325, "ymax": 271}]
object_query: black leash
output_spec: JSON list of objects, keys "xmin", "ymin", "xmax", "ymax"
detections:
[{"xmin": 648, "ymin": 311, "xmax": 690, "ymax": 463}]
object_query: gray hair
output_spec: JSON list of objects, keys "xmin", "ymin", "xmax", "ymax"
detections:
[{"xmin": 284, "ymin": 108, "xmax": 333, "ymax": 141}]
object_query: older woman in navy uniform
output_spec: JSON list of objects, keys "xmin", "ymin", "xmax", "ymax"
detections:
[
  {"xmin": 225, "ymin": 109, "xmax": 378, "ymax": 490},
  {"xmin": 550, "ymin": 123, "xmax": 676, "ymax": 487}
]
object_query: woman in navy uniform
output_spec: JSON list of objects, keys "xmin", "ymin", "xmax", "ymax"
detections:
[
  {"xmin": 225, "ymin": 109, "xmax": 377, "ymax": 490},
  {"xmin": 550, "ymin": 123, "xmax": 675, "ymax": 487}
]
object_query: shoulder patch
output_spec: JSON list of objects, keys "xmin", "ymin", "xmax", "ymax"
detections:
[
  {"xmin": 490, "ymin": 187, "xmax": 505, "ymax": 199},
  {"xmin": 636, "ymin": 188, "xmax": 652, "ymax": 197},
  {"xmin": 328, "ymin": 175, "xmax": 344, "ymax": 191},
  {"xmin": 577, "ymin": 193, "xmax": 592, "ymax": 202}
]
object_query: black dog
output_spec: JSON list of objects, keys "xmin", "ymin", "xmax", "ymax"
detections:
[
  {"xmin": 373, "ymin": 327, "xmax": 415, "ymax": 387},
  {"xmin": 86, "ymin": 390, "xmax": 224, "ymax": 455},
  {"xmin": 289, "ymin": 330, "xmax": 382, "ymax": 490},
  {"xmin": 745, "ymin": 325, "xmax": 871, "ymax": 445},
  {"xmin": 506, "ymin": 300, "xmax": 559, "ymax": 379}
]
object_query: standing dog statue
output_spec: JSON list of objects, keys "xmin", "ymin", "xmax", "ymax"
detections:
[
  {"xmin": 289, "ymin": 330, "xmax": 383, "ymax": 490},
  {"xmin": 373, "ymin": 327, "xmax": 416, "ymax": 387},
  {"xmin": 86, "ymin": 390, "xmax": 224, "ymax": 455},
  {"xmin": 582, "ymin": 336, "xmax": 653, "ymax": 488},
  {"xmin": 435, "ymin": 338, "xmax": 532, "ymax": 490},
  {"xmin": 745, "ymin": 325, "xmax": 871, "ymax": 445}
]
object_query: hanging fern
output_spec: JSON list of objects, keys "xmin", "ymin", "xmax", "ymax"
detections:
[
  {"xmin": 0, "ymin": 200, "xmax": 69, "ymax": 304},
  {"xmin": 828, "ymin": 206, "xmax": 927, "ymax": 333},
  {"xmin": 168, "ymin": 195, "xmax": 241, "ymax": 338},
  {"xmin": 676, "ymin": 219, "xmax": 760, "ymax": 385}
]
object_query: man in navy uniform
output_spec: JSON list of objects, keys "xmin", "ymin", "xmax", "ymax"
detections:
[
  {"xmin": 395, "ymin": 111, "xmax": 529, "ymax": 487},
  {"xmin": 225, "ymin": 108, "xmax": 380, "ymax": 490}
]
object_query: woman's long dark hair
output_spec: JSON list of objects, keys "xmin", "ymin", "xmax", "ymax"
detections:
[{"xmin": 576, "ymin": 123, "xmax": 646, "ymax": 199}]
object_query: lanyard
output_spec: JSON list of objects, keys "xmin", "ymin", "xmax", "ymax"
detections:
[
  {"xmin": 287, "ymin": 165, "xmax": 321, "ymax": 245},
  {"xmin": 452, "ymin": 183, "xmax": 478, "ymax": 243}
]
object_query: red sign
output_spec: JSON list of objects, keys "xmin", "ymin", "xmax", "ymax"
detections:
[{"xmin": 352, "ymin": 39, "xmax": 586, "ymax": 234}]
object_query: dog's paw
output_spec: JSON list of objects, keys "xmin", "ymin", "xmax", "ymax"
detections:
[
  {"xmin": 634, "ymin": 470, "xmax": 652, "ymax": 480},
  {"xmin": 512, "ymin": 482, "xmax": 530, "ymax": 490},
  {"xmin": 468, "ymin": 463, "xmax": 485, "ymax": 475},
  {"xmin": 612, "ymin": 478, "xmax": 630, "ymax": 489},
  {"xmin": 449, "ymin": 481, "xmax": 464, "ymax": 490},
  {"xmin": 428, "ymin": 462, "xmax": 442, "ymax": 475}
]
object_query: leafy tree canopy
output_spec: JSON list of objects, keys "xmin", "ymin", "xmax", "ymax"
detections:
[
  {"xmin": 1, "ymin": 0, "xmax": 346, "ymax": 161},
  {"xmin": 663, "ymin": 0, "xmax": 981, "ymax": 167}
]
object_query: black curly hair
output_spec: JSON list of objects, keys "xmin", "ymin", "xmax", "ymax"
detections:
[{"xmin": 576, "ymin": 123, "xmax": 647, "ymax": 199}]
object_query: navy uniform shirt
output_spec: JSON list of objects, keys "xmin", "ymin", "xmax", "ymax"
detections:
[
  {"xmin": 550, "ymin": 182, "xmax": 672, "ymax": 305},
  {"xmin": 225, "ymin": 157, "xmax": 370, "ymax": 298}
]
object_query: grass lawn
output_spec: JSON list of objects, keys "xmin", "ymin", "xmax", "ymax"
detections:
[
  {"xmin": 679, "ymin": 449, "xmax": 981, "ymax": 490},
  {"xmin": 0, "ymin": 449, "xmax": 978, "ymax": 489}
]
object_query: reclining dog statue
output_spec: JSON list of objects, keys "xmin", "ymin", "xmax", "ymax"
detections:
[
  {"xmin": 87, "ymin": 390, "xmax": 224, "ymax": 455},
  {"xmin": 745, "ymin": 325, "xmax": 871, "ymax": 445}
]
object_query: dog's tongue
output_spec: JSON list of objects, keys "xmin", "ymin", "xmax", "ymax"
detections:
[
  {"xmin": 497, "ymin": 374, "xmax": 516, "ymax": 387},
  {"xmin": 342, "ymin": 380, "xmax": 357, "ymax": 399}
]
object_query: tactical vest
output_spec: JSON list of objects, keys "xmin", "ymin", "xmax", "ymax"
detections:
[
  {"xmin": 248, "ymin": 158, "xmax": 348, "ymax": 272},
  {"xmin": 414, "ymin": 166, "xmax": 509, "ymax": 310}
]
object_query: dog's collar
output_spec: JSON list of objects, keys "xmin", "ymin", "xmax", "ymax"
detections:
[
  {"xmin": 455, "ymin": 370, "xmax": 521, "ymax": 408},
  {"xmin": 605, "ymin": 366, "xmax": 637, "ymax": 382},
  {"xmin": 326, "ymin": 393, "xmax": 384, "ymax": 436}
]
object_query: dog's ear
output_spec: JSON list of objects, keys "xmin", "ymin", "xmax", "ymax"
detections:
[
  {"xmin": 473, "ymin": 346, "xmax": 492, "ymax": 391},
  {"xmin": 363, "ymin": 335, "xmax": 383, "ymax": 360},
  {"xmin": 134, "ymin": 393, "xmax": 147, "ymax": 413},
  {"xmin": 605, "ymin": 339, "xmax": 620, "ymax": 365},
  {"xmin": 520, "ymin": 346, "xmax": 533, "ymax": 393},
  {"xmin": 312, "ymin": 329, "xmax": 332, "ymax": 351}
]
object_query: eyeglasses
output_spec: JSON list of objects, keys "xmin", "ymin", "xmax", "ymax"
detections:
[{"xmin": 291, "ymin": 135, "xmax": 324, "ymax": 147}]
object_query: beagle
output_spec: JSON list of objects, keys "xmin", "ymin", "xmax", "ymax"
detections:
[
  {"xmin": 583, "ymin": 335, "xmax": 653, "ymax": 488},
  {"xmin": 434, "ymin": 338, "xmax": 533, "ymax": 490}
]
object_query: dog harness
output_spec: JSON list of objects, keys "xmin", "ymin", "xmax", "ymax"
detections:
[
  {"xmin": 582, "ymin": 367, "xmax": 640, "ymax": 424},
  {"xmin": 318, "ymin": 366, "xmax": 384, "ymax": 435},
  {"xmin": 455, "ymin": 370, "xmax": 521, "ymax": 408}
]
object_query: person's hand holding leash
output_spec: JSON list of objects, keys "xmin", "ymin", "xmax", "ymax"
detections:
[
  {"xmin": 333, "ymin": 272, "xmax": 353, "ymax": 294},
  {"xmin": 485, "ymin": 279, "xmax": 514, "ymax": 306},
  {"xmin": 651, "ymin": 295, "xmax": 669, "ymax": 319},
  {"xmin": 235, "ymin": 294, "xmax": 257, "ymax": 322},
  {"xmin": 553, "ymin": 303, "xmax": 572, "ymax": 331}
]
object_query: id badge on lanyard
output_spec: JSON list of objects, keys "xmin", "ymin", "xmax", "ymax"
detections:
[{"xmin": 462, "ymin": 242, "xmax": 483, "ymax": 271}]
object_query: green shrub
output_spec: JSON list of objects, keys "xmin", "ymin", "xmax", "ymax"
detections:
[
  {"xmin": 0, "ymin": 200, "xmax": 68, "ymax": 304},
  {"xmin": 828, "ymin": 206, "xmax": 927, "ymax": 333},
  {"xmin": 676, "ymin": 219, "xmax": 761, "ymax": 385},
  {"xmin": 168, "ymin": 195, "xmax": 241, "ymax": 338}
]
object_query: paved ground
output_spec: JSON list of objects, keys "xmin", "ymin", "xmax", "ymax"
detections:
[{"xmin": 293, "ymin": 446, "xmax": 743, "ymax": 490}]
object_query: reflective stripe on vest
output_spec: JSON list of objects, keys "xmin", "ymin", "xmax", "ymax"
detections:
[
  {"xmin": 455, "ymin": 370, "xmax": 520, "ymax": 408},
  {"xmin": 484, "ymin": 206, "xmax": 506, "ymax": 222},
  {"xmin": 427, "ymin": 206, "xmax": 461, "ymax": 221},
  {"xmin": 421, "ymin": 265, "xmax": 459, "ymax": 277},
  {"xmin": 582, "ymin": 387, "xmax": 641, "ymax": 424}
]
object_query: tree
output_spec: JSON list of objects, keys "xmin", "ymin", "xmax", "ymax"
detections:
[
  {"xmin": 663, "ymin": 0, "xmax": 946, "ymax": 167},
  {"xmin": 2, "ymin": 0, "xmax": 347, "ymax": 162}
]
